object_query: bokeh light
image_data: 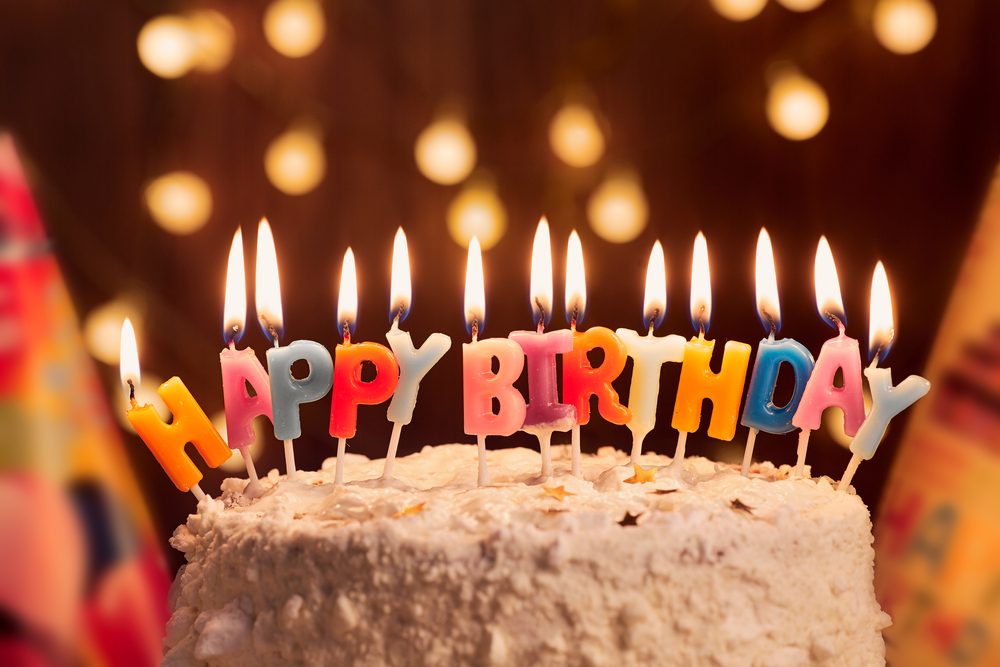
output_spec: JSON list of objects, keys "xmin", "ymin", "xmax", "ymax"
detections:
[
  {"xmin": 775, "ymin": 0, "xmax": 824, "ymax": 11},
  {"xmin": 264, "ymin": 127, "xmax": 327, "ymax": 195},
  {"xmin": 549, "ymin": 103, "xmax": 606, "ymax": 168},
  {"xmin": 447, "ymin": 180, "xmax": 507, "ymax": 250},
  {"xmin": 587, "ymin": 170, "xmax": 649, "ymax": 244},
  {"xmin": 872, "ymin": 0, "xmax": 937, "ymax": 55},
  {"xmin": 264, "ymin": 0, "xmax": 326, "ymax": 58},
  {"xmin": 144, "ymin": 171, "xmax": 213, "ymax": 234},
  {"xmin": 766, "ymin": 71, "xmax": 829, "ymax": 141},
  {"xmin": 187, "ymin": 10, "xmax": 235, "ymax": 72},
  {"xmin": 709, "ymin": 0, "xmax": 768, "ymax": 22},
  {"xmin": 83, "ymin": 299, "xmax": 138, "ymax": 365},
  {"xmin": 212, "ymin": 412, "xmax": 264, "ymax": 472},
  {"xmin": 414, "ymin": 117, "xmax": 477, "ymax": 185},
  {"xmin": 137, "ymin": 16, "xmax": 196, "ymax": 79}
]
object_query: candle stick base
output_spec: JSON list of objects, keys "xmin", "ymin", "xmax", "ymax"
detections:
[
  {"xmin": 838, "ymin": 454, "xmax": 863, "ymax": 491},
  {"xmin": 190, "ymin": 484, "xmax": 207, "ymax": 503},
  {"xmin": 536, "ymin": 431, "xmax": 553, "ymax": 479},
  {"xmin": 476, "ymin": 434, "xmax": 490, "ymax": 486},
  {"xmin": 284, "ymin": 439, "xmax": 297, "ymax": 480},
  {"xmin": 570, "ymin": 425, "xmax": 582, "ymax": 477},
  {"xmin": 240, "ymin": 445, "xmax": 264, "ymax": 496},
  {"xmin": 741, "ymin": 429, "xmax": 758, "ymax": 477},
  {"xmin": 671, "ymin": 431, "xmax": 688, "ymax": 471},
  {"xmin": 629, "ymin": 430, "xmax": 648, "ymax": 465},
  {"xmin": 795, "ymin": 430, "xmax": 811, "ymax": 478},
  {"xmin": 383, "ymin": 422, "xmax": 404, "ymax": 479},
  {"xmin": 336, "ymin": 437, "xmax": 347, "ymax": 485}
]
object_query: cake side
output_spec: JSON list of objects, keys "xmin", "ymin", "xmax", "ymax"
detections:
[{"xmin": 164, "ymin": 445, "xmax": 889, "ymax": 667}]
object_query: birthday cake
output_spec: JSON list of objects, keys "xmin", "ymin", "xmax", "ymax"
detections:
[{"xmin": 164, "ymin": 444, "xmax": 888, "ymax": 666}]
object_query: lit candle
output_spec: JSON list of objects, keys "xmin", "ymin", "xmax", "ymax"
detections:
[
  {"xmin": 119, "ymin": 318, "xmax": 229, "ymax": 501},
  {"xmin": 839, "ymin": 262, "xmax": 930, "ymax": 490},
  {"xmin": 463, "ymin": 236, "xmax": 526, "ymax": 485},
  {"xmin": 615, "ymin": 241, "xmax": 685, "ymax": 463},
  {"xmin": 509, "ymin": 218, "xmax": 576, "ymax": 479},
  {"xmin": 329, "ymin": 248, "xmax": 400, "ymax": 485},
  {"xmin": 791, "ymin": 237, "xmax": 866, "ymax": 477},
  {"xmin": 219, "ymin": 228, "xmax": 271, "ymax": 494},
  {"xmin": 671, "ymin": 232, "xmax": 752, "ymax": 468},
  {"xmin": 259, "ymin": 218, "xmax": 333, "ymax": 480},
  {"xmin": 563, "ymin": 230, "xmax": 630, "ymax": 476},
  {"xmin": 739, "ymin": 229, "xmax": 815, "ymax": 476},
  {"xmin": 383, "ymin": 228, "xmax": 452, "ymax": 479}
]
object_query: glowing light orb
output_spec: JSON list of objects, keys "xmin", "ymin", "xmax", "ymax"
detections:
[
  {"xmin": 264, "ymin": 0, "xmax": 326, "ymax": 58},
  {"xmin": 549, "ymin": 104, "xmax": 606, "ymax": 168},
  {"xmin": 264, "ymin": 128, "xmax": 326, "ymax": 195},
  {"xmin": 84, "ymin": 300, "xmax": 137, "ymax": 365},
  {"xmin": 873, "ymin": 0, "xmax": 937, "ymax": 55},
  {"xmin": 137, "ymin": 16, "xmax": 196, "ymax": 79},
  {"xmin": 144, "ymin": 171, "xmax": 213, "ymax": 234},
  {"xmin": 710, "ymin": 0, "xmax": 768, "ymax": 22},
  {"xmin": 766, "ymin": 72, "xmax": 829, "ymax": 141},
  {"xmin": 414, "ymin": 118, "xmax": 477, "ymax": 185},
  {"xmin": 187, "ymin": 10, "xmax": 235, "ymax": 72},
  {"xmin": 447, "ymin": 182, "xmax": 507, "ymax": 250},
  {"xmin": 587, "ymin": 170, "xmax": 649, "ymax": 244},
  {"xmin": 776, "ymin": 0, "xmax": 824, "ymax": 11}
]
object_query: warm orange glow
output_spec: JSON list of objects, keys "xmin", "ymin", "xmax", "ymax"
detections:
[
  {"xmin": 337, "ymin": 248, "xmax": 358, "ymax": 337},
  {"xmin": 84, "ymin": 298, "xmax": 138, "ymax": 365},
  {"xmin": 777, "ymin": 0, "xmax": 825, "ymax": 11},
  {"xmin": 873, "ymin": 0, "xmax": 937, "ymax": 55},
  {"xmin": 710, "ymin": 0, "xmax": 767, "ymax": 22},
  {"xmin": 137, "ymin": 16, "xmax": 196, "ymax": 79},
  {"xmin": 255, "ymin": 218, "xmax": 284, "ymax": 340},
  {"xmin": 814, "ymin": 236, "xmax": 845, "ymax": 328},
  {"xmin": 447, "ymin": 180, "xmax": 507, "ymax": 250},
  {"xmin": 869, "ymin": 261, "xmax": 895, "ymax": 361},
  {"xmin": 223, "ymin": 228, "xmax": 246, "ymax": 344},
  {"xmin": 144, "ymin": 171, "xmax": 212, "ymax": 234},
  {"xmin": 643, "ymin": 241, "xmax": 667, "ymax": 330},
  {"xmin": 414, "ymin": 117, "xmax": 477, "ymax": 185},
  {"xmin": 690, "ymin": 232, "xmax": 712, "ymax": 333},
  {"xmin": 549, "ymin": 103, "xmax": 605, "ymax": 168},
  {"xmin": 587, "ymin": 170, "xmax": 648, "ymax": 244},
  {"xmin": 264, "ymin": 127, "xmax": 326, "ymax": 195},
  {"xmin": 464, "ymin": 236, "xmax": 485, "ymax": 335},
  {"xmin": 263, "ymin": 0, "xmax": 326, "ymax": 58},
  {"xmin": 530, "ymin": 217, "xmax": 554, "ymax": 327},
  {"xmin": 766, "ymin": 71, "xmax": 829, "ymax": 141},
  {"xmin": 119, "ymin": 318, "xmax": 140, "ymax": 392},
  {"xmin": 187, "ymin": 10, "xmax": 235, "ymax": 72},
  {"xmin": 565, "ymin": 230, "xmax": 587, "ymax": 325},
  {"xmin": 390, "ymin": 227, "xmax": 412, "ymax": 321},
  {"xmin": 755, "ymin": 227, "xmax": 781, "ymax": 332}
]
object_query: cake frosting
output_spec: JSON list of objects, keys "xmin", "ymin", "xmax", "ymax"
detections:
[{"xmin": 165, "ymin": 444, "xmax": 889, "ymax": 666}]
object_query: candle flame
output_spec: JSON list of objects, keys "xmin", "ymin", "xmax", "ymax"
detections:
[
  {"xmin": 690, "ymin": 232, "xmax": 712, "ymax": 333},
  {"xmin": 255, "ymin": 217, "xmax": 284, "ymax": 341},
  {"xmin": 643, "ymin": 240, "xmax": 667, "ymax": 330},
  {"xmin": 869, "ymin": 261, "xmax": 895, "ymax": 363},
  {"xmin": 464, "ymin": 235, "xmax": 485, "ymax": 336},
  {"xmin": 755, "ymin": 227, "xmax": 781, "ymax": 334},
  {"xmin": 814, "ymin": 236, "xmax": 846, "ymax": 329},
  {"xmin": 223, "ymin": 227, "xmax": 246, "ymax": 345},
  {"xmin": 119, "ymin": 317, "xmax": 140, "ymax": 395},
  {"xmin": 390, "ymin": 227, "xmax": 411, "ymax": 323},
  {"xmin": 337, "ymin": 247, "xmax": 358, "ymax": 338},
  {"xmin": 565, "ymin": 229, "xmax": 586, "ymax": 326},
  {"xmin": 530, "ymin": 217, "xmax": 553, "ymax": 328}
]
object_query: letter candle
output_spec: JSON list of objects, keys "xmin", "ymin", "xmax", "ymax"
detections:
[
  {"xmin": 838, "ymin": 262, "xmax": 930, "ymax": 490},
  {"xmin": 383, "ymin": 228, "xmax": 452, "ymax": 479},
  {"xmin": 219, "ymin": 228, "xmax": 270, "ymax": 494},
  {"xmin": 119, "ymin": 318, "xmax": 230, "ymax": 501},
  {"xmin": 463, "ymin": 236, "xmax": 526, "ymax": 485},
  {"xmin": 739, "ymin": 229, "xmax": 815, "ymax": 476},
  {"xmin": 671, "ymin": 233, "xmax": 752, "ymax": 468},
  {"xmin": 329, "ymin": 248, "xmax": 400, "ymax": 485},
  {"xmin": 615, "ymin": 241, "xmax": 686, "ymax": 463},
  {"xmin": 563, "ymin": 230, "xmax": 630, "ymax": 476},
  {"xmin": 510, "ymin": 218, "xmax": 576, "ymax": 479},
  {"xmin": 791, "ymin": 237, "xmax": 866, "ymax": 477},
  {"xmin": 258, "ymin": 219, "xmax": 333, "ymax": 480}
]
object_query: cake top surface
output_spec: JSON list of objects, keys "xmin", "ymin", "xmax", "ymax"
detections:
[{"xmin": 186, "ymin": 444, "xmax": 867, "ymax": 540}]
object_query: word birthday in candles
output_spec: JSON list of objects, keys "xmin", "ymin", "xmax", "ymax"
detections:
[{"xmin": 120, "ymin": 218, "xmax": 929, "ymax": 502}]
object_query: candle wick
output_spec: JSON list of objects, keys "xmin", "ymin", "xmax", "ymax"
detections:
[
  {"xmin": 471, "ymin": 318, "xmax": 479, "ymax": 343},
  {"xmin": 127, "ymin": 379, "xmax": 136, "ymax": 407},
  {"xmin": 647, "ymin": 320, "xmax": 655, "ymax": 336},
  {"xmin": 342, "ymin": 320, "xmax": 352, "ymax": 343}
]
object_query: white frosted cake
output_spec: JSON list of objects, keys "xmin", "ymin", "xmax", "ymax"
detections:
[{"xmin": 165, "ymin": 445, "xmax": 889, "ymax": 666}]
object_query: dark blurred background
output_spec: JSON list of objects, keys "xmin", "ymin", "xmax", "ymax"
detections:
[{"xmin": 1, "ymin": 0, "xmax": 998, "ymax": 571}]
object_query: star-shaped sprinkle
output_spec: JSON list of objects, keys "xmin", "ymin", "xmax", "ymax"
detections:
[
  {"xmin": 312, "ymin": 480, "xmax": 324, "ymax": 486},
  {"xmin": 618, "ymin": 512, "xmax": 643, "ymax": 527},
  {"xmin": 394, "ymin": 502, "xmax": 427, "ymax": 518},
  {"xmin": 650, "ymin": 488, "xmax": 679, "ymax": 495},
  {"xmin": 542, "ymin": 485, "xmax": 575, "ymax": 501},
  {"xmin": 730, "ymin": 499, "xmax": 754, "ymax": 515},
  {"xmin": 624, "ymin": 464, "xmax": 656, "ymax": 484},
  {"xmin": 543, "ymin": 508, "xmax": 568, "ymax": 515}
]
